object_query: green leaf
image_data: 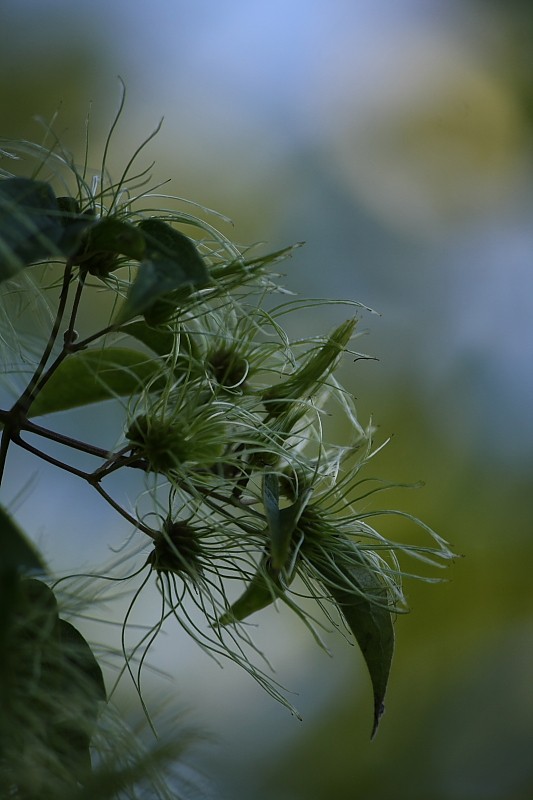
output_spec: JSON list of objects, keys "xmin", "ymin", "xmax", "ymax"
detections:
[
  {"xmin": 43, "ymin": 619, "xmax": 107, "ymax": 783},
  {"xmin": 0, "ymin": 503, "xmax": 45, "ymax": 572},
  {"xmin": 320, "ymin": 557, "xmax": 395, "ymax": 737},
  {"xmin": 0, "ymin": 177, "xmax": 64, "ymax": 282},
  {"xmin": 81, "ymin": 217, "xmax": 145, "ymax": 260},
  {"xmin": 119, "ymin": 320, "xmax": 175, "ymax": 356},
  {"xmin": 56, "ymin": 619, "xmax": 106, "ymax": 781},
  {"xmin": 55, "ymin": 196, "xmax": 95, "ymax": 258},
  {"xmin": 58, "ymin": 618, "xmax": 107, "ymax": 703},
  {"xmin": 3, "ymin": 581, "xmax": 106, "ymax": 784},
  {"xmin": 28, "ymin": 347, "xmax": 165, "ymax": 417},
  {"xmin": 262, "ymin": 318, "xmax": 357, "ymax": 417},
  {"xmin": 221, "ymin": 477, "xmax": 312, "ymax": 626},
  {"xmin": 0, "ymin": 570, "xmax": 19, "ymax": 713},
  {"xmin": 0, "ymin": 514, "xmax": 47, "ymax": 706},
  {"xmin": 116, "ymin": 219, "xmax": 210, "ymax": 323},
  {"xmin": 138, "ymin": 218, "xmax": 208, "ymax": 268},
  {"xmin": 263, "ymin": 473, "xmax": 312, "ymax": 571},
  {"xmin": 141, "ymin": 291, "xmax": 192, "ymax": 327},
  {"xmin": 74, "ymin": 217, "xmax": 146, "ymax": 277},
  {"xmin": 218, "ymin": 554, "xmax": 287, "ymax": 625},
  {"xmin": 0, "ymin": 575, "xmax": 53, "ymax": 731},
  {"xmin": 262, "ymin": 472, "xmax": 281, "ymax": 551},
  {"xmin": 18, "ymin": 577, "xmax": 59, "ymax": 618}
]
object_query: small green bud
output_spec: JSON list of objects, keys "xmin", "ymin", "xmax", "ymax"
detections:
[
  {"xmin": 149, "ymin": 520, "xmax": 204, "ymax": 577},
  {"xmin": 126, "ymin": 405, "xmax": 227, "ymax": 475},
  {"xmin": 207, "ymin": 345, "xmax": 248, "ymax": 390},
  {"xmin": 127, "ymin": 414, "xmax": 185, "ymax": 473}
]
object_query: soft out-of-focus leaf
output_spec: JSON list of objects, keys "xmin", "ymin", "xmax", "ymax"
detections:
[
  {"xmin": 28, "ymin": 347, "xmax": 164, "ymax": 417},
  {"xmin": 0, "ymin": 177, "xmax": 64, "ymax": 281},
  {"xmin": 320, "ymin": 557, "xmax": 395, "ymax": 737},
  {"xmin": 0, "ymin": 569, "xmax": 18, "ymax": 716},
  {"xmin": 116, "ymin": 219, "xmax": 209, "ymax": 323},
  {"xmin": 17, "ymin": 577, "xmax": 58, "ymax": 621},
  {"xmin": 2, "ymin": 578, "xmax": 107, "ymax": 785},
  {"xmin": 0, "ymin": 577, "xmax": 57, "ymax": 740},
  {"xmin": 0, "ymin": 516, "xmax": 45, "ymax": 710},
  {"xmin": 58, "ymin": 618, "xmax": 107, "ymax": 703},
  {"xmin": 0, "ymin": 503, "xmax": 45, "ymax": 572},
  {"xmin": 55, "ymin": 619, "xmax": 106, "ymax": 782}
]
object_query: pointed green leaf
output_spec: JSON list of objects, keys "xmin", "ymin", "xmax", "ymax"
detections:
[
  {"xmin": 0, "ymin": 503, "xmax": 45, "ymax": 572},
  {"xmin": 320, "ymin": 557, "xmax": 394, "ymax": 737},
  {"xmin": 263, "ymin": 474, "xmax": 312, "ymax": 571},
  {"xmin": 219, "ymin": 554, "xmax": 287, "ymax": 625},
  {"xmin": 0, "ymin": 177, "xmax": 64, "ymax": 281},
  {"xmin": 28, "ymin": 347, "xmax": 165, "ymax": 417},
  {"xmin": 116, "ymin": 219, "xmax": 209, "ymax": 323},
  {"xmin": 262, "ymin": 318, "xmax": 357, "ymax": 417}
]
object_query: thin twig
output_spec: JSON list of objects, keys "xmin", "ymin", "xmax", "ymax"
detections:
[
  {"xmin": 12, "ymin": 433, "xmax": 90, "ymax": 481},
  {"xmin": 89, "ymin": 481, "xmax": 156, "ymax": 539},
  {"xmin": 14, "ymin": 261, "xmax": 73, "ymax": 415},
  {"xmin": 74, "ymin": 322, "xmax": 120, "ymax": 350},
  {"xmin": 21, "ymin": 418, "xmax": 113, "ymax": 459},
  {"xmin": 12, "ymin": 432, "xmax": 156, "ymax": 539}
]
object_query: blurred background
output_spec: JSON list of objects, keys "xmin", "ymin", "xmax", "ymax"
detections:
[{"xmin": 1, "ymin": 1, "xmax": 532, "ymax": 798}]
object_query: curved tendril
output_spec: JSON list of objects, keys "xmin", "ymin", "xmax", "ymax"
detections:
[{"xmin": 99, "ymin": 77, "xmax": 127, "ymax": 205}]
